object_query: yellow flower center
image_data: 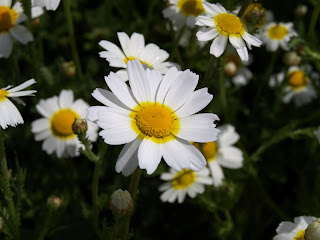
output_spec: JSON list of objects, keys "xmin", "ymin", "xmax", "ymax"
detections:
[
  {"xmin": 294, "ymin": 230, "xmax": 305, "ymax": 240},
  {"xmin": 124, "ymin": 56, "xmax": 151, "ymax": 67},
  {"xmin": 267, "ymin": 25, "xmax": 288, "ymax": 40},
  {"xmin": 193, "ymin": 142, "xmax": 218, "ymax": 162},
  {"xmin": 172, "ymin": 169, "xmax": 196, "ymax": 189},
  {"xmin": 131, "ymin": 102, "xmax": 180, "ymax": 143},
  {"xmin": 0, "ymin": 89, "xmax": 8, "ymax": 101},
  {"xmin": 214, "ymin": 13, "xmax": 245, "ymax": 36},
  {"xmin": 50, "ymin": 109, "xmax": 80, "ymax": 138},
  {"xmin": 288, "ymin": 70, "xmax": 308, "ymax": 90},
  {"xmin": 177, "ymin": 0, "xmax": 205, "ymax": 17},
  {"xmin": 0, "ymin": 6, "xmax": 18, "ymax": 33}
]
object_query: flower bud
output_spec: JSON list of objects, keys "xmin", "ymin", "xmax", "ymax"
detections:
[
  {"xmin": 294, "ymin": 5, "xmax": 307, "ymax": 17},
  {"xmin": 224, "ymin": 62, "xmax": 237, "ymax": 77},
  {"xmin": 110, "ymin": 189, "xmax": 133, "ymax": 215},
  {"xmin": 283, "ymin": 52, "xmax": 301, "ymax": 66},
  {"xmin": 61, "ymin": 61, "xmax": 76, "ymax": 77},
  {"xmin": 243, "ymin": 3, "xmax": 266, "ymax": 28},
  {"xmin": 47, "ymin": 195, "xmax": 62, "ymax": 209},
  {"xmin": 305, "ymin": 218, "xmax": 320, "ymax": 240},
  {"xmin": 72, "ymin": 119, "xmax": 88, "ymax": 135}
]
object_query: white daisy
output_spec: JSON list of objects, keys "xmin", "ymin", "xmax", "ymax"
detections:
[
  {"xmin": 260, "ymin": 22, "xmax": 297, "ymax": 52},
  {"xmin": 193, "ymin": 124, "xmax": 243, "ymax": 186},
  {"xmin": 162, "ymin": 0, "xmax": 207, "ymax": 29},
  {"xmin": 87, "ymin": 59, "xmax": 220, "ymax": 176},
  {"xmin": 195, "ymin": 2, "xmax": 262, "ymax": 61},
  {"xmin": 0, "ymin": 0, "xmax": 39, "ymax": 58},
  {"xmin": 31, "ymin": 90, "xmax": 99, "ymax": 158},
  {"xmin": 269, "ymin": 66, "xmax": 317, "ymax": 106},
  {"xmin": 32, "ymin": 0, "xmax": 61, "ymax": 11},
  {"xmin": 0, "ymin": 79, "xmax": 36, "ymax": 129},
  {"xmin": 98, "ymin": 32, "xmax": 176, "ymax": 81},
  {"xmin": 159, "ymin": 167, "xmax": 213, "ymax": 203},
  {"xmin": 273, "ymin": 216, "xmax": 317, "ymax": 240}
]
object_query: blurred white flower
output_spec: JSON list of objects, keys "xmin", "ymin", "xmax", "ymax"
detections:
[
  {"xmin": 314, "ymin": 127, "xmax": 320, "ymax": 144},
  {"xmin": 0, "ymin": 79, "xmax": 36, "ymax": 129},
  {"xmin": 32, "ymin": 90, "xmax": 99, "ymax": 158},
  {"xmin": 33, "ymin": 0, "xmax": 61, "ymax": 11}
]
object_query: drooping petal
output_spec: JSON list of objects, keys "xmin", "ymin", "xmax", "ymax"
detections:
[
  {"xmin": 10, "ymin": 25, "xmax": 33, "ymax": 44},
  {"xmin": 209, "ymin": 34, "xmax": 228, "ymax": 57},
  {"xmin": 138, "ymin": 138, "xmax": 162, "ymax": 174},
  {"xmin": 0, "ymin": 33, "xmax": 13, "ymax": 58}
]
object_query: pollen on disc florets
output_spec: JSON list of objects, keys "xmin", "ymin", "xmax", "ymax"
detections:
[
  {"xmin": 0, "ymin": 6, "xmax": 18, "ymax": 32},
  {"xmin": 0, "ymin": 89, "xmax": 8, "ymax": 101},
  {"xmin": 177, "ymin": 0, "xmax": 205, "ymax": 17},
  {"xmin": 50, "ymin": 109, "xmax": 80, "ymax": 138},
  {"xmin": 172, "ymin": 169, "xmax": 196, "ymax": 189},
  {"xmin": 288, "ymin": 70, "xmax": 308, "ymax": 90},
  {"xmin": 214, "ymin": 13, "xmax": 245, "ymax": 36},
  {"xmin": 267, "ymin": 25, "xmax": 288, "ymax": 40}
]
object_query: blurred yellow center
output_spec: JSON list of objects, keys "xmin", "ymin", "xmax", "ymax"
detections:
[
  {"xmin": 288, "ymin": 70, "xmax": 308, "ymax": 89},
  {"xmin": 294, "ymin": 230, "xmax": 305, "ymax": 240},
  {"xmin": 177, "ymin": 0, "xmax": 205, "ymax": 16},
  {"xmin": 124, "ymin": 56, "xmax": 151, "ymax": 67},
  {"xmin": 215, "ymin": 13, "xmax": 245, "ymax": 36},
  {"xmin": 267, "ymin": 25, "xmax": 288, "ymax": 40},
  {"xmin": 132, "ymin": 103, "xmax": 179, "ymax": 141},
  {"xmin": 172, "ymin": 169, "xmax": 196, "ymax": 189},
  {"xmin": 193, "ymin": 142, "xmax": 218, "ymax": 162},
  {"xmin": 51, "ymin": 109, "xmax": 79, "ymax": 138},
  {"xmin": 0, "ymin": 89, "xmax": 8, "ymax": 101},
  {"xmin": 0, "ymin": 6, "xmax": 18, "ymax": 32}
]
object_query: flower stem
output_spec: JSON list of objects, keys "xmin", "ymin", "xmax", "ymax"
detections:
[
  {"xmin": 92, "ymin": 161, "xmax": 103, "ymax": 240},
  {"xmin": 0, "ymin": 131, "xmax": 20, "ymax": 240},
  {"xmin": 63, "ymin": 0, "xmax": 83, "ymax": 80},
  {"xmin": 203, "ymin": 55, "xmax": 216, "ymax": 86},
  {"xmin": 219, "ymin": 52, "xmax": 229, "ymax": 122},
  {"xmin": 308, "ymin": 2, "xmax": 320, "ymax": 47}
]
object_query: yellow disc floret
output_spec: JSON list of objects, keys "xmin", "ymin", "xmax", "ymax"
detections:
[
  {"xmin": 172, "ymin": 169, "xmax": 196, "ymax": 189},
  {"xmin": 132, "ymin": 102, "xmax": 179, "ymax": 143},
  {"xmin": 214, "ymin": 13, "xmax": 245, "ymax": 36},
  {"xmin": 177, "ymin": 0, "xmax": 205, "ymax": 17},
  {"xmin": 267, "ymin": 25, "xmax": 288, "ymax": 40},
  {"xmin": 0, "ymin": 89, "xmax": 8, "ymax": 101},
  {"xmin": 194, "ymin": 142, "xmax": 218, "ymax": 162},
  {"xmin": 294, "ymin": 230, "xmax": 305, "ymax": 240},
  {"xmin": 288, "ymin": 70, "xmax": 308, "ymax": 90},
  {"xmin": 124, "ymin": 56, "xmax": 151, "ymax": 67},
  {"xmin": 50, "ymin": 109, "xmax": 80, "ymax": 138},
  {"xmin": 0, "ymin": 6, "xmax": 18, "ymax": 33}
]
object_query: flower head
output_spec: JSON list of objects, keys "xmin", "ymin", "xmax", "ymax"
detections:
[
  {"xmin": 193, "ymin": 124, "xmax": 243, "ymax": 186},
  {"xmin": 0, "ymin": 79, "xmax": 36, "ymax": 129},
  {"xmin": 273, "ymin": 216, "xmax": 317, "ymax": 240},
  {"xmin": 110, "ymin": 189, "xmax": 133, "ymax": 215},
  {"xmin": 195, "ymin": 2, "xmax": 262, "ymax": 61},
  {"xmin": 159, "ymin": 167, "xmax": 212, "ymax": 203},
  {"xmin": 99, "ymin": 32, "xmax": 176, "ymax": 81},
  {"xmin": 32, "ymin": 90, "xmax": 99, "ymax": 158},
  {"xmin": 163, "ymin": 0, "xmax": 207, "ymax": 29},
  {"xmin": 260, "ymin": 22, "xmax": 297, "ymax": 52},
  {"xmin": 87, "ymin": 60, "xmax": 220, "ymax": 176}
]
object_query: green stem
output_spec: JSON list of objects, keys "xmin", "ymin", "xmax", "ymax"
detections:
[
  {"xmin": 219, "ymin": 52, "xmax": 229, "ymax": 122},
  {"xmin": 0, "ymin": 131, "xmax": 20, "ymax": 240},
  {"xmin": 202, "ymin": 55, "xmax": 216, "ymax": 86},
  {"xmin": 78, "ymin": 134, "xmax": 99, "ymax": 163},
  {"xmin": 308, "ymin": 2, "xmax": 320, "ymax": 47},
  {"xmin": 237, "ymin": 0, "xmax": 251, "ymax": 18},
  {"xmin": 63, "ymin": 0, "xmax": 83, "ymax": 80},
  {"xmin": 92, "ymin": 161, "xmax": 103, "ymax": 240}
]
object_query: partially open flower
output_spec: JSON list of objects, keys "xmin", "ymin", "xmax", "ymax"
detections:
[
  {"xmin": 305, "ymin": 218, "xmax": 320, "ymax": 240},
  {"xmin": 72, "ymin": 119, "xmax": 88, "ymax": 135},
  {"xmin": 110, "ymin": 189, "xmax": 133, "ymax": 215}
]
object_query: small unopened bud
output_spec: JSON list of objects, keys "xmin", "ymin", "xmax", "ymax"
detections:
[
  {"xmin": 283, "ymin": 52, "xmax": 302, "ymax": 66},
  {"xmin": 0, "ymin": 217, "xmax": 3, "ymax": 233},
  {"xmin": 305, "ymin": 218, "xmax": 320, "ymax": 240},
  {"xmin": 243, "ymin": 3, "xmax": 266, "ymax": 28},
  {"xmin": 47, "ymin": 195, "xmax": 62, "ymax": 209},
  {"xmin": 110, "ymin": 189, "xmax": 133, "ymax": 215},
  {"xmin": 72, "ymin": 119, "xmax": 88, "ymax": 135},
  {"xmin": 224, "ymin": 62, "xmax": 237, "ymax": 76},
  {"xmin": 33, "ymin": 18, "xmax": 40, "ymax": 27},
  {"xmin": 295, "ymin": 5, "xmax": 307, "ymax": 17},
  {"xmin": 61, "ymin": 61, "xmax": 76, "ymax": 77}
]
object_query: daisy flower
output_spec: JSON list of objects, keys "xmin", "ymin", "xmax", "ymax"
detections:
[
  {"xmin": 32, "ymin": 0, "xmax": 61, "ymax": 11},
  {"xmin": 0, "ymin": 79, "xmax": 36, "ymax": 129},
  {"xmin": 259, "ymin": 22, "xmax": 297, "ymax": 52},
  {"xmin": 31, "ymin": 90, "xmax": 99, "ymax": 158},
  {"xmin": 269, "ymin": 66, "xmax": 317, "ymax": 106},
  {"xmin": 159, "ymin": 167, "xmax": 213, "ymax": 203},
  {"xmin": 193, "ymin": 124, "xmax": 243, "ymax": 186},
  {"xmin": 195, "ymin": 2, "xmax": 262, "ymax": 61},
  {"xmin": 273, "ymin": 216, "xmax": 317, "ymax": 240},
  {"xmin": 0, "ymin": 0, "xmax": 40, "ymax": 58},
  {"xmin": 99, "ymin": 32, "xmax": 176, "ymax": 81},
  {"xmin": 162, "ymin": 0, "xmax": 207, "ymax": 29},
  {"xmin": 87, "ymin": 59, "xmax": 220, "ymax": 176}
]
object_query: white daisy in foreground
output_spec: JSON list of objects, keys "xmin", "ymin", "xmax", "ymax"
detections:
[
  {"xmin": 32, "ymin": 0, "xmax": 61, "ymax": 11},
  {"xmin": 32, "ymin": 90, "xmax": 99, "ymax": 158},
  {"xmin": 0, "ymin": 0, "xmax": 35, "ymax": 58},
  {"xmin": 273, "ymin": 216, "xmax": 317, "ymax": 240},
  {"xmin": 193, "ymin": 124, "xmax": 243, "ymax": 186},
  {"xmin": 195, "ymin": 2, "xmax": 262, "ymax": 61},
  {"xmin": 87, "ymin": 59, "xmax": 220, "ymax": 176},
  {"xmin": 99, "ymin": 32, "xmax": 176, "ymax": 81},
  {"xmin": 163, "ymin": 0, "xmax": 207, "ymax": 29},
  {"xmin": 269, "ymin": 66, "xmax": 317, "ymax": 106},
  {"xmin": 159, "ymin": 167, "xmax": 212, "ymax": 203},
  {"xmin": 260, "ymin": 22, "xmax": 297, "ymax": 52},
  {"xmin": 0, "ymin": 79, "xmax": 36, "ymax": 129}
]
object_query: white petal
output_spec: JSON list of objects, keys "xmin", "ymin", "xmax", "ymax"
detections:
[
  {"xmin": 8, "ymin": 79, "xmax": 36, "ymax": 93},
  {"xmin": 208, "ymin": 161, "xmax": 224, "ymax": 187},
  {"xmin": 197, "ymin": 28, "xmax": 219, "ymax": 41},
  {"xmin": 156, "ymin": 67, "xmax": 182, "ymax": 103},
  {"xmin": 31, "ymin": 6, "xmax": 44, "ymax": 18},
  {"xmin": 236, "ymin": 47, "xmax": 249, "ymax": 61},
  {"xmin": 138, "ymin": 138, "xmax": 162, "ymax": 174},
  {"xmin": 117, "ymin": 32, "xmax": 131, "ymax": 57},
  {"xmin": 129, "ymin": 32, "xmax": 145, "ymax": 57},
  {"xmin": 86, "ymin": 106, "xmax": 109, "ymax": 122},
  {"xmin": 70, "ymin": 99, "xmax": 89, "ymax": 117},
  {"xmin": 0, "ymin": 33, "xmax": 13, "ymax": 58},
  {"xmin": 218, "ymin": 124, "xmax": 239, "ymax": 146},
  {"xmin": 0, "ymin": 0, "xmax": 12, "ymax": 7},
  {"xmin": 202, "ymin": 2, "xmax": 223, "ymax": 15},
  {"xmin": 36, "ymin": 96, "xmax": 59, "ymax": 118},
  {"xmin": 0, "ymin": 98, "xmax": 23, "ymax": 129},
  {"xmin": 59, "ymin": 89, "xmax": 74, "ymax": 108},
  {"xmin": 45, "ymin": 0, "xmax": 61, "ymax": 11},
  {"xmin": 145, "ymin": 68, "xmax": 162, "ymax": 101},
  {"xmin": 42, "ymin": 136, "xmax": 57, "ymax": 155},
  {"xmin": 98, "ymin": 127, "xmax": 138, "ymax": 145},
  {"xmin": 10, "ymin": 25, "xmax": 33, "ymax": 44},
  {"xmin": 34, "ymin": 129, "xmax": 51, "ymax": 141},
  {"xmin": 115, "ymin": 69, "xmax": 128, "ymax": 81},
  {"xmin": 210, "ymin": 34, "xmax": 228, "ymax": 57},
  {"xmin": 218, "ymin": 146, "xmax": 243, "ymax": 169},
  {"xmin": 91, "ymin": 88, "xmax": 129, "ymax": 111},
  {"xmin": 31, "ymin": 118, "xmax": 49, "ymax": 133},
  {"xmin": 229, "ymin": 35, "xmax": 246, "ymax": 49},
  {"xmin": 196, "ymin": 15, "xmax": 216, "ymax": 27},
  {"xmin": 98, "ymin": 40, "xmax": 126, "ymax": 60},
  {"xmin": 242, "ymin": 31, "xmax": 262, "ymax": 47},
  {"xmin": 96, "ymin": 110, "xmax": 131, "ymax": 129}
]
